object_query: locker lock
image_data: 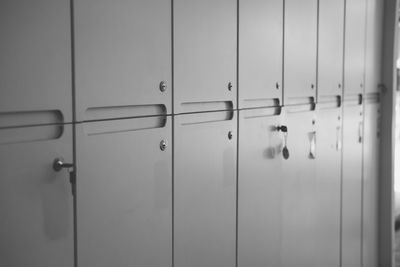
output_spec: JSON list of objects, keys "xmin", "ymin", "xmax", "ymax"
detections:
[
  {"xmin": 53, "ymin": 157, "xmax": 74, "ymax": 172},
  {"xmin": 160, "ymin": 140, "xmax": 168, "ymax": 151},
  {"xmin": 228, "ymin": 82, "xmax": 233, "ymax": 91},
  {"xmin": 276, "ymin": 125, "xmax": 287, "ymax": 133},
  {"xmin": 228, "ymin": 131, "xmax": 233, "ymax": 140},
  {"xmin": 275, "ymin": 82, "xmax": 280, "ymax": 90},
  {"xmin": 159, "ymin": 81, "xmax": 167, "ymax": 92}
]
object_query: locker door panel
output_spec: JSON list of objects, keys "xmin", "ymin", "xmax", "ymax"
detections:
[
  {"xmin": 238, "ymin": 108, "xmax": 283, "ymax": 267},
  {"xmin": 174, "ymin": 111, "xmax": 236, "ymax": 267},
  {"xmin": 315, "ymin": 107, "xmax": 342, "ymax": 267},
  {"xmin": 0, "ymin": 125, "xmax": 74, "ymax": 267},
  {"xmin": 362, "ymin": 100, "xmax": 380, "ymax": 267},
  {"xmin": 344, "ymin": 0, "xmax": 366, "ymax": 96},
  {"xmin": 239, "ymin": 0, "xmax": 283, "ymax": 108},
  {"xmin": 318, "ymin": 0, "xmax": 345, "ymax": 101},
  {"xmin": 342, "ymin": 104, "xmax": 363, "ymax": 267},
  {"xmin": 174, "ymin": 0, "xmax": 237, "ymax": 113},
  {"xmin": 284, "ymin": 0, "xmax": 317, "ymax": 104},
  {"xmin": 0, "ymin": 0, "xmax": 72, "ymax": 124},
  {"xmin": 364, "ymin": 0, "xmax": 383, "ymax": 94},
  {"xmin": 74, "ymin": 0, "xmax": 171, "ymax": 121},
  {"xmin": 281, "ymin": 109, "xmax": 316, "ymax": 267},
  {"xmin": 76, "ymin": 117, "xmax": 172, "ymax": 267}
]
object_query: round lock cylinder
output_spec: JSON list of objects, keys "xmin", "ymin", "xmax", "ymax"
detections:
[
  {"xmin": 228, "ymin": 82, "xmax": 233, "ymax": 91},
  {"xmin": 159, "ymin": 81, "xmax": 167, "ymax": 92},
  {"xmin": 228, "ymin": 131, "xmax": 233, "ymax": 140},
  {"xmin": 160, "ymin": 140, "xmax": 167, "ymax": 151}
]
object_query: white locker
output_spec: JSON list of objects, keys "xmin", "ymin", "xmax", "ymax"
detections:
[
  {"xmin": 0, "ymin": 0, "xmax": 72, "ymax": 124},
  {"xmin": 239, "ymin": 0, "xmax": 283, "ymax": 109},
  {"xmin": 342, "ymin": 101, "xmax": 363, "ymax": 267},
  {"xmin": 362, "ymin": 95, "xmax": 380, "ymax": 267},
  {"xmin": 174, "ymin": 111, "xmax": 237, "ymax": 267},
  {"xmin": 0, "ymin": 124, "xmax": 74, "ymax": 267},
  {"xmin": 76, "ymin": 117, "xmax": 172, "ymax": 267},
  {"xmin": 315, "ymin": 106, "xmax": 342, "ymax": 267},
  {"xmin": 284, "ymin": 0, "xmax": 317, "ymax": 105},
  {"xmin": 174, "ymin": 0, "xmax": 237, "ymax": 114},
  {"xmin": 74, "ymin": 0, "xmax": 172, "ymax": 121},
  {"xmin": 317, "ymin": 0, "xmax": 345, "ymax": 102},
  {"xmin": 344, "ymin": 0, "xmax": 367, "ymax": 96},
  {"xmin": 238, "ymin": 108, "xmax": 283, "ymax": 267},
  {"xmin": 281, "ymin": 107, "xmax": 317, "ymax": 267},
  {"xmin": 364, "ymin": 0, "xmax": 383, "ymax": 94}
]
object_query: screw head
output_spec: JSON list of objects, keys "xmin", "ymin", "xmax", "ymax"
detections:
[
  {"xmin": 160, "ymin": 140, "xmax": 167, "ymax": 151},
  {"xmin": 159, "ymin": 81, "xmax": 167, "ymax": 92},
  {"xmin": 311, "ymin": 84, "xmax": 315, "ymax": 89},
  {"xmin": 228, "ymin": 131, "xmax": 233, "ymax": 140},
  {"xmin": 276, "ymin": 82, "xmax": 280, "ymax": 90},
  {"xmin": 338, "ymin": 83, "xmax": 342, "ymax": 89}
]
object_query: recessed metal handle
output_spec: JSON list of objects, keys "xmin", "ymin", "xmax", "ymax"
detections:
[
  {"xmin": 309, "ymin": 131, "xmax": 316, "ymax": 159},
  {"xmin": 358, "ymin": 122, "xmax": 363, "ymax": 143},
  {"xmin": 336, "ymin": 126, "xmax": 342, "ymax": 151},
  {"xmin": 53, "ymin": 157, "xmax": 74, "ymax": 172}
]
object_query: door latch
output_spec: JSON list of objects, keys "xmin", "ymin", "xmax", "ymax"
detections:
[{"xmin": 309, "ymin": 131, "xmax": 316, "ymax": 159}]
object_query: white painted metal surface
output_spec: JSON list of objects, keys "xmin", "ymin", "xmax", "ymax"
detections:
[
  {"xmin": 318, "ymin": 0, "xmax": 345, "ymax": 101},
  {"xmin": 342, "ymin": 103, "xmax": 364, "ymax": 267},
  {"xmin": 0, "ymin": 125, "xmax": 74, "ymax": 267},
  {"xmin": 74, "ymin": 0, "xmax": 172, "ymax": 121},
  {"xmin": 0, "ymin": 0, "xmax": 72, "ymax": 124},
  {"xmin": 76, "ymin": 117, "xmax": 172, "ymax": 267},
  {"xmin": 238, "ymin": 108, "xmax": 283, "ymax": 267},
  {"xmin": 239, "ymin": 0, "xmax": 283, "ymax": 108},
  {"xmin": 174, "ymin": 111, "xmax": 236, "ymax": 267},
  {"xmin": 174, "ymin": 0, "xmax": 237, "ymax": 113},
  {"xmin": 284, "ymin": 0, "xmax": 317, "ymax": 105}
]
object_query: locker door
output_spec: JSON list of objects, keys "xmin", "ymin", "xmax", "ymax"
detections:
[
  {"xmin": 342, "ymin": 102, "xmax": 363, "ymax": 267},
  {"xmin": 364, "ymin": 0, "xmax": 383, "ymax": 94},
  {"xmin": 318, "ymin": 0, "xmax": 345, "ymax": 101},
  {"xmin": 344, "ymin": 0, "xmax": 367, "ymax": 96},
  {"xmin": 174, "ymin": 0, "xmax": 237, "ymax": 114},
  {"xmin": 238, "ymin": 108, "xmax": 283, "ymax": 267},
  {"xmin": 74, "ymin": 0, "xmax": 172, "ymax": 121},
  {"xmin": 284, "ymin": 0, "xmax": 317, "ymax": 105},
  {"xmin": 76, "ymin": 117, "xmax": 172, "ymax": 267},
  {"xmin": 315, "ymin": 106, "xmax": 342, "ymax": 267},
  {"xmin": 239, "ymin": 0, "xmax": 283, "ymax": 109},
  {"xmin": 281, "ymin": 108, "xmax": 317, "ymax": 267},
  {"xmin": 174, "ymin": 111, "xmax": 236, "ymax": 267},
  {"xmin": 0, "ymin": 0, "xmax": 72, "ymax": 123},
  {"xmin": 362, "ymin": 96, "xmax": 380, "ymax": 267},
  {"xmin": 0, "ymin": 125, "xmax": 74, "ymax": 267}
]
